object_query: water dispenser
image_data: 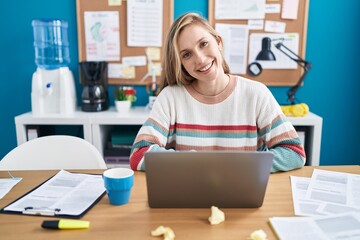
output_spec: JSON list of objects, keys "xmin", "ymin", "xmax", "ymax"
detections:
[{"xmin": 31, "ymin": 19, "xmax": 76, "ymax": 115}]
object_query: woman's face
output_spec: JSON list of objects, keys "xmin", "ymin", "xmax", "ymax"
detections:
[{"xmin": 177, "ymin": 24, "xmax": 224, "ymax": 83}]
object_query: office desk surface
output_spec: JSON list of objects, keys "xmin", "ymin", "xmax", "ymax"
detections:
[{"xmin": 1, "ymin": 166, "xmax": 359, "ymax": 240}]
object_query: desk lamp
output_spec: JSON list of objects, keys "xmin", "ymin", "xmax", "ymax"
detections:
[
  {"xmin": 256, "ymin": 37, "xmax": 276, "ymax": 61},
  {"xmin": 274, "ymin": 42, "xmax": 312, "ymax": 117},
  {"xmin": 251, "ymin": 37, "xmax": 312, "ymax": 117},
  {"xmin": 274, "ymin": 42, "xmax": 312, "ymax": 105}
]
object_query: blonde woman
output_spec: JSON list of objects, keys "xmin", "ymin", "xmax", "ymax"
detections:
[{"xmin": 130, "ymin": 13, "xmax": 305, "ymax": 172}]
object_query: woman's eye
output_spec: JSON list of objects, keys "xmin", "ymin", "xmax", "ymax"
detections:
[
  {"xmin": 182, "ymin": 52, "xmax": 190, "ymax": 59},
  {"xmin": 200, "ymin": 41, "xmax": 208, "ymax": 47}
]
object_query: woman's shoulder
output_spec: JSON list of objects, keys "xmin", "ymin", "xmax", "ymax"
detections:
[
  {"xmin": 233, "ymin": 75, "xmax": 269, "ymax": 92},
  {"xmin": 158, "ymin": 84, "xmax": 187, "ymax": 97}
]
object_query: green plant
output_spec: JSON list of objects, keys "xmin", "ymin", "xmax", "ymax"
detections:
[{"xmin": 114, "ymin": 86, "xmax": 137, "ymax": 102}]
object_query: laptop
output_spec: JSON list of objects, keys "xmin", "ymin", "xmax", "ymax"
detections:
[{"xmin": 144, "ymin": 151, "xmax": 274, "ymax": 208}]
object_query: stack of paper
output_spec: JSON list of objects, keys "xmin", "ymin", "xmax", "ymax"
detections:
[
  {"xmin": 290, "ymin": 169, "xmax": 360, "ymax": 216},
  {"xmin": 270, "ymin": 169, "xmax": 360, "ymax": 239}
]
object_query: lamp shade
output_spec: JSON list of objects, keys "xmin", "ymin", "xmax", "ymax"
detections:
[{"xmin": 256, "ymin": 37, "xmax": 276, "ymax": 61}]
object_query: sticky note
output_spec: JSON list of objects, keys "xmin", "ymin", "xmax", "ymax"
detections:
[
  {"xmin": 146, "ymin": 48, "xmax": 161, "ymax": 61},
  {"xmin": 108, "ymin": 0, "xmax": 121, "ymax": 6}
]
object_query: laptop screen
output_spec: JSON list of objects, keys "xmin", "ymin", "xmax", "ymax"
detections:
[{"xmin": 144, "ymin": 151, "xmax": 274, "ymax": 208}]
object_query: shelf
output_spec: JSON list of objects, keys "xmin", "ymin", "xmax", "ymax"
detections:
[{"xmin": 14, "ymin": 107, "xmax": 322, "ymax": 166}]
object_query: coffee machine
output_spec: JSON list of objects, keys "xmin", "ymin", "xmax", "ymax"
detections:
[{"xmin": 79, "ymin": 61, "xmax": 109, "ymax": 112}]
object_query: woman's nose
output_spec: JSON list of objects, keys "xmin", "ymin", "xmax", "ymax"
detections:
[{"xmin": 194, "ymin": 50, "xmax": 206, "ymax": 64}]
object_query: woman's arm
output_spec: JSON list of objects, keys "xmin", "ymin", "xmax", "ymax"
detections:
[
  {"xmin": 129, "ymin": 90, "xmax": 175, "ymax": 171},
  {"xmin": 257, "ymin": 85, "xmax": 306, "ymax": 172}
]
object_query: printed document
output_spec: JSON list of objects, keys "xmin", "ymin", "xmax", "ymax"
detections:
[
  {"xmin": 291, "ymin": 172, "xmax": 360, "ymax": 216},
  {"xmin": 215, "ymin": 23, "xmax": 249, "ymax": 74},
  {"xmin": 306, "ymin": 169, "xmax": 360, "ymax": 208},
  {"xmin": 4, "ymin": 170, "xmax": 105, "ymax": 216},
  {"xmin": 290, "ymin": 176, "xmax": 324, "ymax": 216},
  {"xmin": 127, "ymin": 0, "xmax": 163, "ymax": 47},
  {"xmin": 269, "ymin": 212, "xmax": 360, "ymax": 240},
  {"xmin": 0, "ymin": 177, "xmax": 22, "ymax": 199}
]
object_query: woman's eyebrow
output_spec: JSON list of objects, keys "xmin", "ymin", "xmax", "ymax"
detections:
[{"xmin": 179, "ymin": 37, "xmax": 206, "ymax": 53}]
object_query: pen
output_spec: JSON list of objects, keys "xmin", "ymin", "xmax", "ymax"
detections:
[
  {"xmin": 23, "ymin": 207, "xmax": 61, "ymax": 216},
  {"xmin": 41, "ymin": 220, "xmax": 90, "ymax": 230}
]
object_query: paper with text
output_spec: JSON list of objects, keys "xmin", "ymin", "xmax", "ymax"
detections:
[
  {"xmin": 122, "ymin": 56, "xmax": 147, "ymax": 66},
  {"xmin": 215, "ymin": 0, "xmax": 265, "ymax": 20},
  {"xmin": 215, "ymin": 23, "xmax": 249, "ymax": 74},
  {"xmin": 290, "ymin": 176, "xmax": 324, "ymax": 216},
  {"xmin": 306, "ymin": 169, "xmax": 360, "ymax": 209},
  {"xmin": 264, "ymin": 20, "xmax": 286, "ymax": 33},
  {"xmin": 127, "ymin": 0, "xmax": 163, "ymax": 47},
  {"xmin": 4, "ymin": 170, "xmax": 105, "ymax": 216},
  {"xmin": 270, "ymin": 212, "xmax": 360, "ymax": 240}
]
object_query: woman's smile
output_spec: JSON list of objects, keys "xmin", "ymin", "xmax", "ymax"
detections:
[{"xmin": 198, "ymin": 61, "xmax": 214, "ymax": 73}]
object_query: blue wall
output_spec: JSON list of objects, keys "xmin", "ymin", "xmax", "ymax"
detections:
[{"xmin": 0, "ymin": 0, "xmax": 359, "ymax": 165}]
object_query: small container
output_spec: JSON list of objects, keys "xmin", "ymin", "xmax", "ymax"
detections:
[
  {"xmin": 32, "ymin": 19, "xmax": 70, "ymax": 69},
  {"xmin": 103, "ymin": 168, "xmax": 134, "ymax": 206}
]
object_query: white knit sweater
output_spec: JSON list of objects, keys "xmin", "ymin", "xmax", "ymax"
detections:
[{"xmin": 130, "ymin": 75, "xmax": 305, "ymax": 172}]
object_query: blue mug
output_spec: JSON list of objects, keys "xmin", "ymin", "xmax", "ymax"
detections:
[{"xmin": 103, "ymin": 168, "xmax": 134, "ymax": 206}]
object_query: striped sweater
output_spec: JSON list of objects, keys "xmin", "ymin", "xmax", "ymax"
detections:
[{"xmin": 130, "ymin": 75, "xmax": 306, "ymax": 172}]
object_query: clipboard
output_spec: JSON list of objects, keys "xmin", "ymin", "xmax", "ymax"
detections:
[{"xmin": 0, "ymin": 170, "xmax": 106, "ymax": 219}]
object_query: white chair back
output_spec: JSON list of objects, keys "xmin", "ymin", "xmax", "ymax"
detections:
[{"xmin": 0, "ymin": 135, "xmax": 107, "ymax": 170}]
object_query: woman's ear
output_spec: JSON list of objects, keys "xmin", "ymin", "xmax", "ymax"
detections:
[{"xmin": 216, "ymin": 35, "xmax": 224, "ymax": 51}]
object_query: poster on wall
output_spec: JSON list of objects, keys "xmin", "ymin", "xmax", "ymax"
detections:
[{"xmin": 84, "ymin": 11, "xmax": 121, "ymax": 61}]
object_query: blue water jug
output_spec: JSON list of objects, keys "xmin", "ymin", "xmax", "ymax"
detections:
[{"xmin": 32, "ymin": 19, "xmax": 70, "ymax": 69}]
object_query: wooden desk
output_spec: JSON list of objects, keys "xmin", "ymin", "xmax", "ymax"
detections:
[{"xmin": 1, "ymin": 166, "xmax": 359, "ymax": 240}]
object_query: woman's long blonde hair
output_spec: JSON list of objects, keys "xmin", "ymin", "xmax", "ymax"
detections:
[{"xmin": 160, "ymin": 12, "xmax": 230, "ymax": 91}]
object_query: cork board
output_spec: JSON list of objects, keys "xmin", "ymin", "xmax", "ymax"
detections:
[
  {"xmin": 208, "ymin": 0, "xmax": 309, "ymax": 86},
  {"xmin": 76, "ymin": 0, "xmax": 173, "ymax": 85}
]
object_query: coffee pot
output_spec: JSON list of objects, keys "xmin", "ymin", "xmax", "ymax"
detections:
[{"xmin": 79, "ymin": 61, "xmax": 109, "ymax": 112}]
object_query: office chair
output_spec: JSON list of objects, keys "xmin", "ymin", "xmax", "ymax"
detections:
[{"xmin": 0, "ymin": 135, "xmax": 107, "ymax": 170}]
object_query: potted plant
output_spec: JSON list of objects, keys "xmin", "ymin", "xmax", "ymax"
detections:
[{"xmin": 114, "ymin": 86, "xmax": 137, "ymax": 112}]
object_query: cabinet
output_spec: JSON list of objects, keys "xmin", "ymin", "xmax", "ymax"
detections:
[{"xmin": 15, "ymin": 107, "xmax": 322, "ymax": 166}]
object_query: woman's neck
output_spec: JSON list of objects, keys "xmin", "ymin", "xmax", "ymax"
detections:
[{"xmin": 191, "ymin": 74, "xmax": 230, "ymax": 96}]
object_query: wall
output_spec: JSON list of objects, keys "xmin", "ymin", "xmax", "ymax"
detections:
[{"xmin": 0, "ymin": 0, "xmax": 359, "ymax": 165}]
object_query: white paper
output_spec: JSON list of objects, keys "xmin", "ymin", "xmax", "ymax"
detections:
[
  {"xmin": 317, "ymin": 202, "xmax": 360, "ymax": 215},
  {"xmin": 291, "ymin": 173, "xmax": 360, "ymax": 217},
  {"xmin": 265, "ymin": 4, "xmax": 281, "ymax": 13},
  {"xmin": 0, "ymin": 177, "xmax": 22, "ymax": 199},
  {"xmin": 264, "ymin": 20, "xmax": 286, "ymax": 33},
  {"xmin": 4, "ymin": 170, "xmax": 105, "ymax": 216},
  {"xmin": 306, "ymin": 169, "xmax": 360, "ymax": 209},
  {"xmin": 215, "ymin": 23, "xmax": 249, "ymax": 74},
  {"xmin": 270, "ymin": 213, "xmax": 360, "ymax": 240},
  {"xmin": 108, "ymin": 63, "xmax": 135, "ymax": 79},
  {"xmin": 84, "ymin": 11, "xmax": 120, "ymax": 61},
  {"xmin": 290, "ymin": 176, "xmax": 324, "ymax": 217},
  {"xmin": 248, "ymin": 33, "xmax": 299, "ymax": 69},
  {"xmin": 215, "ymin": 0, "xmax": 265, "ymax": 20},
  {"xmin": 127, "ymin": 0, "xmax": 163, "ymax": 47},
  {"xmin": 282, "ymin": 0, "xmax": 299, "ymax": 20},
  {"xmin": 122, "ymin": 56, "xmax": 147, "ymax": 66},
  {"xmin": 248, "ymin": 19, "xmax": 264, "ymax": 30}
]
